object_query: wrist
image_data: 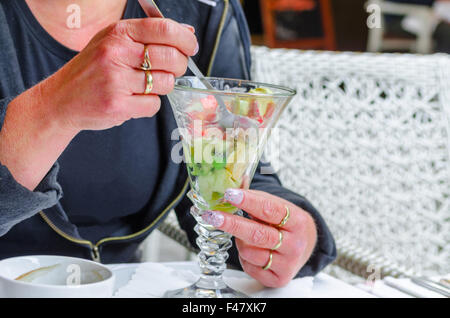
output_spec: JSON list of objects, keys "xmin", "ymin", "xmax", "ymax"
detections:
[
  {"xmin": 37, "ymin": 71, "xmax": 80, "ymax": 138},
  {"xmin": 0, "ymin": 81, "xmax": 78, "ymax": 190}
]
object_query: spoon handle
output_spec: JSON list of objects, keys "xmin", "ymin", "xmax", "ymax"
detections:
[
  {"xmin": 187, "ymin": 58, "xmax": 216, "ymax": 90},
  {"xmin": 138, "ymin": 0, "xmax": 212, "ymax": 90}
]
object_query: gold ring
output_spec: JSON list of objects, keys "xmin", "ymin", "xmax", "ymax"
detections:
[
  {"xmin": 262, "ymin": 251, "xmax": 273, "ymax": 271},
  {"xmin": 143, "ymin": 70, "xmax": 153, "ymax": 95},
  {"xmin": 277, "ymin": 206, "xmax": 290, "ymax": 228},
  {"xmin": 271, "ymin": 230, "xmax": 283, "ymax": 250},
  {"xmin": 140, "ymin": 46, "xmax": 152, "ymax": 71}
]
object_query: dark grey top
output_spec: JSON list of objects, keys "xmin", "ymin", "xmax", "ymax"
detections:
[{"xmin": 0, "ymin": 0, "xmax": 336, "ymax": 276}]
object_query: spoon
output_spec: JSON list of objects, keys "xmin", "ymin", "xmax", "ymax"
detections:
[{"xmin": 137, "ymin": 0, "xmax": 258, "ymax": 130}]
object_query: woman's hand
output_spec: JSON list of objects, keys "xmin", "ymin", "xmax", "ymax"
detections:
[
  {"xmin": 45, "ymin": 18, "xmax": 198, "ymax": 133},
  {"xmin": 0, "ymin": 18, "xmax": 197, "ymax": 190},
  {"xmin": 201, "ymin": 189, "xmax": 318, "ymax": 288}
]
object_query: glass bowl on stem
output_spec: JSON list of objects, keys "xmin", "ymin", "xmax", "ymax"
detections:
[{"xmin": 165, "ymin": 77, "xmax": 296, "ymax": 298}]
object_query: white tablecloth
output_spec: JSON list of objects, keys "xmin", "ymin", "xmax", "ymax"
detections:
[{"xmin": 108, "ymin": 262, "xmax": 376, "ymax": 298}]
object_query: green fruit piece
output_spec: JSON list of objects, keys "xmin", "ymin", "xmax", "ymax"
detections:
[
  {"xmin": 212, "ymin": 159, "xmax": 226, "ymax": 170},
  {"xmin": 249, "ymin": 88, "xmax": 273, "ymax": 117},
  {"xmin": 197, "ymin": 174, "xmax": 214, "ymax": 202},
  {"xmin": 187, "ymin": 163, "xmax": 198, "ymax": 176},
  {"xmin": 249, "ymin": 87, "xmax": 273, "ymax": 95},
  {"xmin": 211, "ymin": 169, "xmax": 238, "ymax": 194},
  {"xmin": 189, "ymin": 136, "xmax": 243, "ymax": 208},
  {"xmin": 211, "ymin": 201, "xmax": 238, "ymax": 213},
  {"xmin": 238, "ymin": 99, "xmax": 250, "ymax": 116},
  {"xmin": 197, "ymin": 168, "xmax": 238, "ymax": 203},
  {"xmin": 189, "ymin": 162, "xmax": 213, "ymax": 177},
  {"xmin": 226, "ymin": 139, "xmax": 249, "ymax": 182},
  {"xmin": 211, "ymin": 191, "xmax": 223, "ymax": 202},
  {"xmin": 208, "ymin": 192, "xmax": 238, "ymax": 213}
]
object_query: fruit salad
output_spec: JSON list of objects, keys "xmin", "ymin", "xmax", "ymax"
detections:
[{"xmin": 184, "ymin": 88, "xmax": 274, "ymax": 213}]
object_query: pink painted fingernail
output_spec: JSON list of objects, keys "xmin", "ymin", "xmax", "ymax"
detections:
[
  {"xmin": 194, "ymin": 42, "xmax": 199, "ymax": 55},
  {"xmin": 202, "ymin": 211, "xmax": 224, "ymax": 227},
  {"xmin": 224, "ymin": 189, "xmax": 244, "ymax": 205}
]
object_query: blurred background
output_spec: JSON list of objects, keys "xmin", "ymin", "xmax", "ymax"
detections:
[{"xmin": 242, "ymin": 0, "xmax": 450, "ymax": 53}]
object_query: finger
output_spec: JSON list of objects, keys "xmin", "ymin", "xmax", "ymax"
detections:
[
  {"xmin": 224, "ymin": 189, "xmax": 299, "ymax": 231},
  {"xmin": 108, "ymin": 43, "xmax": 188, "ymax": 77},
  {"xmin": 122, "ymin": 94, "xmax": 161, "ymax": 119},
  {"xmin": 236, "ymin": 238, "xmax": 276, "ymax": 268},
  {"xmin": 180, "ymin": 23, "xmax": 196, "ymax": 33},
  {"xmin": 116, "ymin": 18, "xmax": 198, "ymax": 56},
  {"xmin": 239, "ymin": 257, "xmax": 285, "ymax": 288},
  {"xmin": 141, "ymin": 45, "xmax": 188, "ymax": 76},
  {"xmin": 237, "ymin": 227, "xmax": 297, "ymax": 256},
  {"xmin": 125, "ymin": 70, "xmax": 175, "ymax": 96},
  {"xmin": 201, "ymin": 210, "xmax": 280, "ymax": 250}
]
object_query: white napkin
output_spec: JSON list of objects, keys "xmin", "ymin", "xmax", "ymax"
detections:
[
  {"xmin": 224, "ymin": 276, "xmax": 314, "ymax": 298},
  {"xmin": 114, "ymin": 262, "xmax": 313, "ymax": 298}
]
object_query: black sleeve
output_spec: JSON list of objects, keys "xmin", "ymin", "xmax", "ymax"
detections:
[
  {"xmin": 232, "ymin": 162, "xmax": 337, "ymax": 277},
  {"xmin": 174, "ymin": 0, "xmax": 336, "ymax": 277},
  {"xmin": 0, "ymin": 97, "xmax": 63, "ymax": 236},
  {"xmin": 0, "ymin": 6, "xmax": 63, "ymax": 236},
  {"xmin": 174, "ymin": 162, "xmax": 337, "ymax": 277}
]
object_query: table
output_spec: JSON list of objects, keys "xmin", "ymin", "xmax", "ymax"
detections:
[{"xmin": 108, "ymin": 262, "xmax": 376, "ymax": 298}]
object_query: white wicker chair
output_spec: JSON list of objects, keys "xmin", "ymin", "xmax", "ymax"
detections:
[{"xmin": 157, "ymin": 46, "xmax": 450, "ymax": 280}]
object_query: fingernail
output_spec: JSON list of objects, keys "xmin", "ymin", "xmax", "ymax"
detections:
[
  {"xmin": 224, "ymin": 188, "xmax": 244, "ymax": 205},
  {"xmin": 202, "ymin": 211, "xmax": 224, "ymax": 227},
  {"xmin": 194, "ymin": 42, "xmax": 199, "ymax": 55},
  {"xmin": 181, "ymin": 23, "xmax": 195, "ymax": 33}
]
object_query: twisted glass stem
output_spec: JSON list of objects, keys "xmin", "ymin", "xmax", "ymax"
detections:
[
  {"xmin": 191, "ymin": 204, "xmax": 237, "ymax": 289},
  {"xmin": 163, "ymin": 190, "xmax": 247, "ymax": 297}
]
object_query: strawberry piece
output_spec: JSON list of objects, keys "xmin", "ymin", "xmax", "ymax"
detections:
[
  {"xmin": 263, "ymin": 102, "xmax": 275, "ymax": 120},
  {"xmin": 188, "ymin": 121, "xmax": 203, "ymax": 138},
  {"xmin": 199, "ymin": 95, "xmax": 218, "ymax": 122},
  {"xmin": 249, "ymin": 100, "xmax": 263, "ymax": 123},
  {"xmin": 201, "ymin": 95, "xmax": 218, "ymax": 112}
]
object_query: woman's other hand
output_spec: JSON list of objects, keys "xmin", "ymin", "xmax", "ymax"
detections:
[{"xmin": 201, "ymin": 189, "xmax": 318, "ymax": 288}]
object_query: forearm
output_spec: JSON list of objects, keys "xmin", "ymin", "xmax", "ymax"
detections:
[
  {"xmin": 0, "ymin": 79, "xmax": 78, "ymax": 191},
  {"xmin": 0, "ymin": 16, "xmax": 198, "ymax": 192}
]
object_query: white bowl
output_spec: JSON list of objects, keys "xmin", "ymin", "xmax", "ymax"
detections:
[{"xmin": 0, "ymin": 255, "xmax": 115, "ymax": 298}]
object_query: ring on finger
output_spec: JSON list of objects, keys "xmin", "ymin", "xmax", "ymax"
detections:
[
  {"xmin": 140, "ymin": 45, "xmax": 152, "ymax": 71},
  {"xmin": 143, "ymin": 70, "xmax": 153, "ymax": 95},
  {"xmin": 277, "ymin": 205, "xmax": 290, "ymax": 228},
  {"xmin": 271, "ymin": 229, "xmax": 283, "ymax": 251},
  {"xmin": 262, "ymin": 251, "xmax": 273, "ymax": 271}
]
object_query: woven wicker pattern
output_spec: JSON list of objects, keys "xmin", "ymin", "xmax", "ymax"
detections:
[
  {"xmin": 158, "ymin": 211, "xmax": 199, "ymax": 254},
  {"xmin": 252, "ymin": 46, "xmax": 450, "ymax": 277}
]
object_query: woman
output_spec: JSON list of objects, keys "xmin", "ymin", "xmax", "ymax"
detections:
[{"xmin": 0, "ymin": 0, "xmax": 335, "ymax": 288}]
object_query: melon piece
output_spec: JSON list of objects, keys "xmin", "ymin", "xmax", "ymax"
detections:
[
  {"xmin": 197, "ymin": 168, "xmax": 238, "ymax": 203},
  {"xmin": 237, "ymin": 99, "xmax": 250, "ymax": 116},
  {"xmin": 197, "ymin": 173, "xmax": 214, "ymax": 202},
  {"xmin": 188, "ymin": 101, "xmax": 203, "ymax": 112},
  {"xmin": 226, "ymin": 140, "xmax": 248, "ymax": 182},
  {"xmin": 249, "ymin": 88, "xmax": 274, "ymax": 118},
  {"xmin": 210, "ymin": 169, "xmax": 239, "ymax": 194}
]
